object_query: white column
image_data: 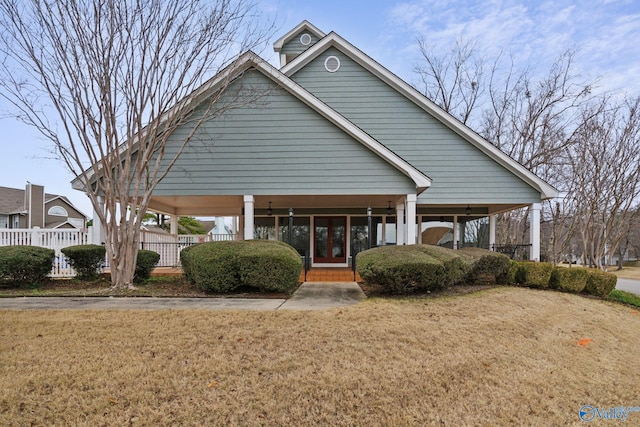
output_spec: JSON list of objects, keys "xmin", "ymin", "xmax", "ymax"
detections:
[
  {"xmin": 489, "ymin": 214, "xmax": 497, "ymax": 251},
  {"xmin": 243, "ymin": 195, "xmax": 255, "ymax": 240},
  {"xmin": 406, "ymin": 194, "xmax": 417, "ymax": 245},
  {"xmin": 170, "ymin": 216, "xmax": 178, "ymax": 235},
  {"xmin": 453, "ymin": 216, "xmax": 458, "ymax": 249},
  {"xmin": 530, "ymin": 203, "xmax": 541, "ymax": 261},
  {"xmin": 92, "ymin": 196, "xmax": 105, "ymax": 244},
  {"xmin": 396, "ymin": 200, "xmax": 405, "ymax": 245}
]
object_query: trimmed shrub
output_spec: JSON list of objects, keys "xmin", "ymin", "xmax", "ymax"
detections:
[
  {"xmin": 134, "ymin": 250, "xmax": 160, "ymax": 283},
  {"xmin": 549, "ymin": 267, "xmax": 588, "ymax": 293},
  {"xmin": 459, "ymin": 247, "xmax": 511, "ymax": 284},
  {"xmin": 184, "ymin": 241, "xmax": 241, "ymax": 292},
  {"xmin": 513, "ymin": 261, "xmax": 554, "ymax": 289},
  {"xmin": 181, "ymin": 240, "xmax": 302, "ymax": 293},
  {"xmin": 179, "ymin": 244, "xmax": 199, "ymax": 283},
  {"xmin": 357, "ymin": 245, "xmax": 446, "ymax": 294},
  {"xmin": 236, "ymin": 240, "xmax": 302, "ymax": 293},
  {"xmin": 0, "ymin": 245, "xmax": 54, "ymax": 284},
  {"xmin": 414, "ymin": 245, "xmax": 471, "ymax": 286},
  {"xmin": 584, "ymin": 269, "xmax": 617, "ymax": 298},
  {"xmin": 61, "ymin": 244, "xmax": 105, "ymax": 280}
]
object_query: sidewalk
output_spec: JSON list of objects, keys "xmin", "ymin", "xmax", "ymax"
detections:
[{"xmin": 0, "ymin": 282, "xmax": 366, "ymax": 311}]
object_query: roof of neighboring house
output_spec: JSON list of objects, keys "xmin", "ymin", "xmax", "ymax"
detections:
[{"xmin": 0, "ymin": 185, "xmax": 83, "ymax": 216}]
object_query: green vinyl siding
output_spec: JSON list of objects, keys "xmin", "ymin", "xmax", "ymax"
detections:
[
  {"xmin": 280, "ymin": 31, "xmax": 321, "ymax": 56},
  {"xmin": 291, "ymin": 47, "xmax": 541, "ymax": 205},
  {"xmin": 153, "ymin": 69, "xmax": 415, "ymax": 196}
]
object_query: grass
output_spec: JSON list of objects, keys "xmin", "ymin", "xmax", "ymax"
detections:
[
  {"xmin": 608, "ymin": 289, "xmax": 640, "ymax": 308},
  {"xmin": 1, "ymin": 287, "xmax": 640, "ymax": 426},
  {"xmin": 610, "ymin": 265, "xmax": 640, "ymax": 280}
]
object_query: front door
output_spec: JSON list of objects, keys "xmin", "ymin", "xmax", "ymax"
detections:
[{"xmin": 314, "ymin": 217, "xmax": 346, "ymax": 263}]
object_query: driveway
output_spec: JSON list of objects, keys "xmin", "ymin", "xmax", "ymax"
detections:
[
  {"xmin": 0, "ymin": 282, "xmax": 366, "ymax": 311},
  {"xmin": 616, "ymin": 278, "xmax": 640, "ymax": 296}
]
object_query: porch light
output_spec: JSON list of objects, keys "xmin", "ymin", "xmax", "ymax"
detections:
[
  {"xmin": 288, "ymin": 207, "xmax": 293, "ymax": 217},
  {"xmin": 367, "ymin": 206, "xmax": 372, "ymax": 217},
  {"xmin": 267, "ymin": 201, "xmax": 272, "ymax": 216},
  {"xmin": 466, "ymin": 205, "xmax": 471, "ymax": 216}
]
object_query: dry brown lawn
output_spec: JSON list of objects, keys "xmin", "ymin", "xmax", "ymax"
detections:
[
  {"xmin": 1, "ymin": 287, "xmax": 639, "ymax": 426},
  {"xmin": 612, "ymin": 266, "xmax": 640, "ymax": 280}
]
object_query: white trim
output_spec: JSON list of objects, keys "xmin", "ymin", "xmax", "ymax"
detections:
[
  {"xmin": 406, "ymin": 194, "xmax": 417, "ymax": 245},
  {"xmin": 489, "ymin": 214, "xmax": 497, "ymax": 250},
  {"xmin": 300, "ymin": 33, "xmax": 312, "ymax": 46},
  {"xmin": 396, "ymin": 201, "xmax": 405, "ymax": 245},
  {"xmin": 282, "ymin": 32, "xmax": 558, "ymax": 200},
  {"xmin": 324, "ymin": 56, "xmax": 340, "ymax": 72}
]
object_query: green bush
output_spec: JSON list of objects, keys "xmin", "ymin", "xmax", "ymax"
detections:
[
  {"xmin": 414, "ymin": 245, "xmax": 471, "ymax": 286},
  {"xmin": 549, "ymin": 267, "xmax": 589, "ymax": 293},
  {"xmin": 181, "ymin": 240, "xmax": 302, "ymax": 293},
  {"xmin": 61, "ymin": 244, "xmax": 106, "ymax": 280},
  {"xmin": 357, "ymin": 245, "xmax": 446, "ymax": 294},
  {"xmin": 179, "ymin": 244, "xmax": 199, "ymax": 283},
  {"xmin": 459, "ymin": 247, "xmax": 511, "ymax": 284},
  {"xmin": 236, "ymin": 240, "xmax": 302, "ymax": 292},
  {"xmin": 584, "ymin": 269, "xmax": 617, "ymax": 298},
  {"xmin": 513, "ymin": 261, "xmax": 554, "ymax": 289},
  {"xmin": 134, "ymin": 250, "xmax": 160, "ymax": 283},
  {"xmin": 0, "ymin": 246, "xmax": 54, "ymax": 284}
]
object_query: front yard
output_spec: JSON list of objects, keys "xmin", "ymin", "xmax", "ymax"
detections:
[{"xmin": 1, "ymin": 287, "xmax": 639, "ymax": 426}]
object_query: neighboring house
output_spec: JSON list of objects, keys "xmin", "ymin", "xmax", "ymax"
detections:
[
  {"xmin": 0, "ymin": 183, "xmax": 87, "ymax": 229},
  {"xmin": 74, "ymin": 21, "xmax": 557, "ymax": 266}
]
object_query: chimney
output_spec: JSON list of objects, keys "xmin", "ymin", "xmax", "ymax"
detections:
[{"xmin": 26, "ymin": 183, "xmax": 45, "ymax": 228}]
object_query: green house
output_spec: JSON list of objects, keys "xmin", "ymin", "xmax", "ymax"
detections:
[{"xmin": 77, "ymin": 21, "xmax": 557, "ymax": 266}]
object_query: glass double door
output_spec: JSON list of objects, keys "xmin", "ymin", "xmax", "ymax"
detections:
[{"xmin": 314, "ymin": 217, "xmax": 346, "ymax": 263}]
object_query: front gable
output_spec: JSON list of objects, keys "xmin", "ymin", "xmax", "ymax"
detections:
[
  {"xmin": 284, "ymin": 31, "xmax": 557, "ymax": 205},
  {"xmin": 154, "ymin": 68, "xmax": 417, "ymax": 197}
]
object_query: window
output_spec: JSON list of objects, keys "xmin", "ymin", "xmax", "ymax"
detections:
[
  {"xmin": 0, "ymin": 215, "xmax": 7, "ymax": 228},
  {"xmin": 324, "ymin": 55, "xmax": 340, "ymax": 72},
  {"xmin": 300, "ymin": 33, "xmax": 312, "ymax": 46},
  {"xmin": 48, "ymin": 206, "xmax": 68, "ymax": 217}
]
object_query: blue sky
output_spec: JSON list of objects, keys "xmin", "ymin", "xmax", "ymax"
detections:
[{"xmin": 1, "ymin": 0, "xmax": 639, "ymax": 216}]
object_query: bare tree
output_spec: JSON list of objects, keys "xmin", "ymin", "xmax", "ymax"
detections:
[
  {"xmin": 0, "ymin": 0, "xmax": 273, "ymax": 288},
  {"xmin": 414, "ymin": 37, "xmax": 484, "ymax": 125},
  {"xmin": 569, "ymin": 96, "xmax": 640, "ymax": 270}
]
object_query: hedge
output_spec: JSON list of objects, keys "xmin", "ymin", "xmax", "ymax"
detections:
[
  {"xmin": 549, "ymin": 267, "xmax": 589, "ymax": 293},
  {"xmin": 357, "ymin": 245, "xmax": 447, "ymax": 294},
  {"xmin": 61, "ymin": 244, "xmax": 106, "ymax": 280},
  {"xmin": 181, "ymin": 240, "xmax": 302, "ymax": 293},
  {"xmin": 459, "ymin": 247, "xmax": 512, "ymax": 284},
  {"xmin": 0, "ymin": 245, "xmax": 55, "ymax": 285},
  {"xmin": 584, "ymin": 269, "xmax": 617, "ymax": 298},
  {"xmin": 134, "ymin": 250, "xmax": 160, "ymax": 283},
  {"xmin": 513, "ymin": 261, "xmax": 554, "ymax": 289},
  {"xmin": 414, "ymin": 245, "xmax": 470, "ymax": 286}
]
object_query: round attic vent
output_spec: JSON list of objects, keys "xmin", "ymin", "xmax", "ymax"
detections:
[
  {"xmin": 300, "ymin": 33, "xmax": 312, "ymax": 46},
  {"xmin": 324, "ymin": 55, "xmax": 341, "ymax": 73}
]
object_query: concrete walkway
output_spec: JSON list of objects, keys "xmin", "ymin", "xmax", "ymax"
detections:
[{"xmin": 0, "ymin": 282, "xmax": 366, "ymax": 311}]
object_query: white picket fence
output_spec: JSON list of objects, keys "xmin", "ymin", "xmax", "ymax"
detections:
[
  {"xmin": 0, "ymin": 228, "xmax": 238, "ymax": 278},
  {"xmin": 0, "ymin": 228, "xmax": 89, "ymax": 278}
]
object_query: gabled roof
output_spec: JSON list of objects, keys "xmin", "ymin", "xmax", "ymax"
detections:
[
  {"xmin": 72, "ymin": 51, "xmax": 431, "ymax": 194},
  {"xmin": 281, "ymin": 30, "xmax": 558, "ymax": 200},
  {"xmin": 273, "ymin": 20, "xmax": 325, "ymax": 52}
]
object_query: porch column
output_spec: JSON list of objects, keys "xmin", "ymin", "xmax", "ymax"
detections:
[
  {"xmin": 489, "ymin": 214, "xmax": 497, "ymax": 251},
  {"xmin": 243, "ymin": 195, "xmax": 255, "ymax": 240},
  {"xmin": 529, "ymin": 203, "xmax": 541, "ymax": 261},
  {"xmin": 406, "ymin": 194, "xmax": 417, "ymax": 245},
  {"xmin": 453, "ymin": 216, "xmax": 458, "ymax": 249},
  {"xmin": 170, "ymin": 216, "xmax": 178, "ymax": 235},
  {"xmin": 92, "ymin": 196, "xmax": 105, "ymax": 244},
  {"xmin": 396, "ymin": 200, "xmax": 405, "ymax": 245}
]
